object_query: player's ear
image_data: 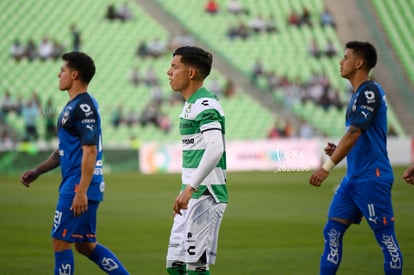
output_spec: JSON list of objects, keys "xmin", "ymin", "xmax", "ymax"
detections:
[
  {"xmin": 71, "ymin": 70, "xmax": 79, "ymax": 80},
  {"xmin": 355, "ymin": 59, "xmax": 364, "ymax": 70},
  {"xmin": 188, "ymin": 67, "xmax": 196, "ymax": 80}
]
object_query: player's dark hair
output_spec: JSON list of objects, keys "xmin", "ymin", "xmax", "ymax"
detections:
[
  {"xmin": 345, "ymin": 41, "xmax": 377, "ymax": 70},
  {"xmin": 173, "ymin": 46, "xmax": 212, "ymax": 80},
  {"xmin": 62, "ymin": 52, "xmax": 96, "ymax": 84}
]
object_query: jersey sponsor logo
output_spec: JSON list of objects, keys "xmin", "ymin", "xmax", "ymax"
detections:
[
  {"xmin": 182, "ymin": 138, "xmax": 195, "ymax": 144},
  {"xmin": 326, "ymin": 228, "xmax": 341, "ymax": 265},
  {"xmin": 80, "ymin": 103, "xmax": 91, "ymax": 112},
  {"xmin": 360, "ymin": 105, "xmax": 374, "ymax": 112},
  {"xmin": 201, "ymin": 99, "xmax": 209, "ymax": 106},
  {"xmin": 381, "ymin": 234, "xmax": 402, "ymax": 269},
  {"xmin": 79, "ymin": 103, "xmax": 94, "ymax": 117},
  {"xmin": 81, "ymin": 119, "xmax": 96, "ymax": 124},
  {"xmin": 181, "ymin": 122, "xmax": 193, "ymax": 128},
  {"xmin": 364, "ymin": 90, "xmax": 376, "ymax": 104}
]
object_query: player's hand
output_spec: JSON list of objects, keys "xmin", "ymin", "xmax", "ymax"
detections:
[
  {"xmin": 173, "ymin": 186, "xmax": 194, "ymax": 216},
  {"xmin": 324, "ymin": 142, "xmax": 337, "ymax": 156},
  {"xmin": 309, "ymin": 167, "xmax": 330, "ymax": 187},
  {"xmin": 20, "ymin": 169, "xmax": 39, "ymax": 187},
  {"xmin": 402, "ymin": 164, "xmax": 414, "ymax": 185},
  {"xmin": 71, "ymin": 192, "xmax": 88, "ymax": 216}
]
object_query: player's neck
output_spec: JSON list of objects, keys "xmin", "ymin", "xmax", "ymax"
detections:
[
  {"xmin": 181, "ymin": 82, "xmax": 203, "ymax": 100},
  {"xmin": 68, "ymin": 84, "xmax": 88, "ymax": 100},
  {"xmin": 350, "ymin": 74, "xmax": 369, "ymax": 93}
]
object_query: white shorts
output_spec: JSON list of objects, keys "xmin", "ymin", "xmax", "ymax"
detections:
[{"xmin": 167, "ymin": 195, "xmax": 227, "ymax": 265}]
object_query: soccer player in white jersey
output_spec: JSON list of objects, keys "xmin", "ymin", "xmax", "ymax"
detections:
[{"xmin": 166, "ymin": 46, "xmax": 228, "ymax": 275}]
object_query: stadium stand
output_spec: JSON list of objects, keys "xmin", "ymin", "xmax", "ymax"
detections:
[
  {"xmin": 153, "ymin": 0, "xmax": 405, "ymax": 137},
  {"xmin": 0, "ymin": 0, "xmax": 407, "ymax": 148},
  {"xmin": 1, "ymin": 0, "xmax": 277, "ymax": 147},
  {"xmin": 371, "ymin": 0, "xmax": 414, "ymax": 85}
]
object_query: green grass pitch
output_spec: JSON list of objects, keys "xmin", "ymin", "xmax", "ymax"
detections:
[{"xmin": 0, "ymin": 167, "xmax": 413, "ymax": 274}]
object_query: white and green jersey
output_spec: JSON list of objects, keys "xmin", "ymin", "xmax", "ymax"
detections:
[{"xmin": 179, "ymin": 87, "xmax": 228, "ymax": 203}]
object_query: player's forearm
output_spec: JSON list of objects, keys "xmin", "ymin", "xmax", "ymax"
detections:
[
  {"xmin": 330, "ymin": 126, "xmax": 361, "ymax": 164},
  {"xmin": 77, "ymin": 145, "xmax": 97, "ymax": 194},
  {"xmin": 34, "ymin": 149, "xmax": 60, "ymax": 174},
  {"xmin": 189, "ymin": 129, "xmax": 224, "ymax": 190}
]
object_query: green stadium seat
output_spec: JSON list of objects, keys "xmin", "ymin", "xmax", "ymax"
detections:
[{"xmin": 1, "ymin": 0, "xmax": 407, "ymax": 143}]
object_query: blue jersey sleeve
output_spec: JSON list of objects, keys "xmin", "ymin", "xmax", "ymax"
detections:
[
  {"xmin": 73, "ymin": 102, "xmax": 99, "ymax": 145},
  {"xmin": 349, "ymin": 86, "xmax": 381, "ymax": 131}
]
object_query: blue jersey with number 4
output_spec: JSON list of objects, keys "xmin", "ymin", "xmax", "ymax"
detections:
[
  {"xmin": 345, "ymin": 80, "xmax": 393, "ymax": 182},
  {"xmin": 57, "ymin": 92, "xmax": 104, "ymax": 201}
]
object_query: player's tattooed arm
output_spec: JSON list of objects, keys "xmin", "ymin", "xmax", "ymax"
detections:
[
  {"xmin": 39, "ymin": 148, "xmax": 61, "ymax": 173},
  {"xmin": 347, "ymin": 125, "xmax": 361, "ymax": 135},
  {"xmin": 330, "ymin": 125, "xmax": 361, "ymax": 165}
]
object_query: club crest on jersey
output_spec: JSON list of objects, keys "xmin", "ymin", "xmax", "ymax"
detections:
[
  {"xmin": 352, "ymin": 98, "xmax": 357, "ymax": 112},
  {"xmin": 184, "ymin": 104, "xmax": 192, "ymax": 118},
  {"xmin": 61, "ymin": 109, "xmax": 70, "ymax": 125}
]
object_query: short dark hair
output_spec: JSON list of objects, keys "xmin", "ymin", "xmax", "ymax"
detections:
[
  {"xmin": 345, "ymin": 41, "xmax": 377, "ymax": 70},
  {"xmin": 173, "ymin": 46, "xmax": 212, "ymax": 79},
  {"xmin": 62, "ymin": 52, "xmax": 96, "ymax": 84}
]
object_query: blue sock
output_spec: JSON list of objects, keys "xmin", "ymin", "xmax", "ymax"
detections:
[
  {"xmin": 320, "ymin": 220, "xmax": 349, "ymax": 275},
  {"xmin": 88, "ymin": 243, "xmax": 129, "ymax": 275},
  {"xmin": 374, "ymin": 227, "xmax": 403, "ymax": 275},
  {"xmin": 55, "ymin": 249, "xmax": 74, "ymax": 275}
]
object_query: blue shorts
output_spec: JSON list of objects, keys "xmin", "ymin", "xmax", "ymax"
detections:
[
  {"xmin": 51, "ymin": 195, "xmax": 99, "ymax": 242},
  {"xmin": 328, "ymin": 177, "xmax": 395, "ymax": 230}
]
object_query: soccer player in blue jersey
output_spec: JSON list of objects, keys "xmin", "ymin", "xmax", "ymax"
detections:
[
  {"xmin": 309, "ymin": 41, "xmax": 403, "ymax": 275},
  {"xmin": 166, "ymin": 46, "xmax": 228, "ymax": 275},
  {"xmin": 20, "ymin": 52, "xmax": 129, "ymax": 275}
]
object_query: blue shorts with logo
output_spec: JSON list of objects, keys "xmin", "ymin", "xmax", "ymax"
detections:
[
  {"xmin": 328, "ymin": 177, "xmax": 395, "ymax": 231},
  {"xmin": 51, "ymin": 195, "xmax": 99, "ymax": 242}
]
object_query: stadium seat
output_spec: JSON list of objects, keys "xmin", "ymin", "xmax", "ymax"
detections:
[{"xmin": 1, "ymin": 0, "xmax": 406, "ymax": 144}]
